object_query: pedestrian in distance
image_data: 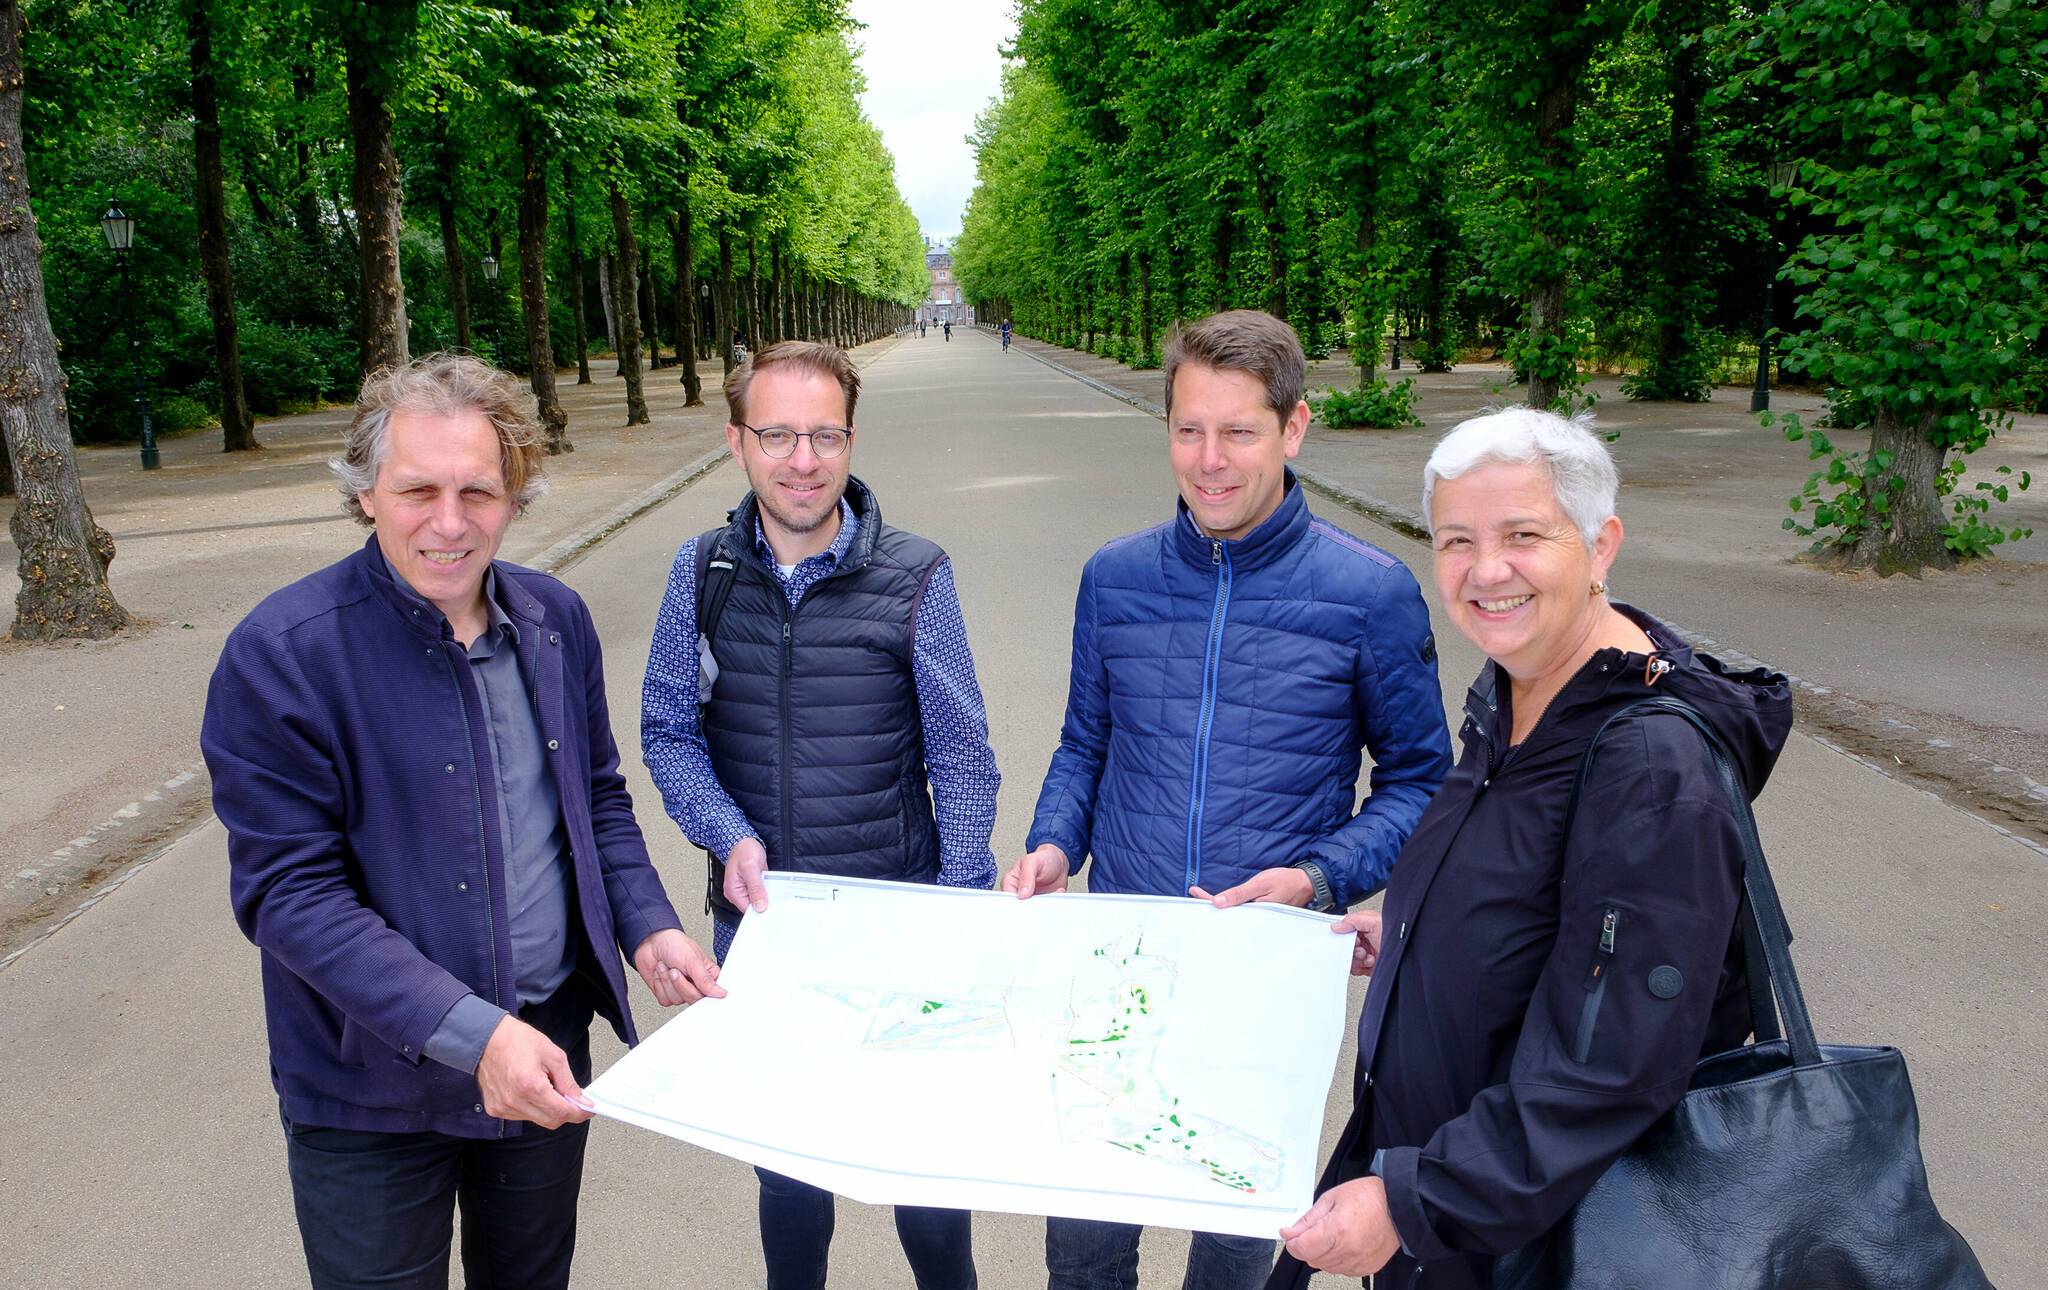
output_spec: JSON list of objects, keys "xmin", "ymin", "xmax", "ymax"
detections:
[
  {"xmin": 1266, "ymin": 409, "xmax": 1793, "ymax": 1289},
  {"xmin": 943, "ymin": 319, "xmax": 952, "ymax": 342},
  {"xmin": 201, "ymin": 353, "xmax": 721, "ymax": 1290},
  {"xmin": 1007, "ymin": 309, "xmax": 1454, "ymax": 1290},
  {"xmin": 1000, "ymin": 319, "xmax": 1013, "ymax": 352},
  {"xmin": 641, "ymin": 339, "xmax": 1002, "ymax": 1290}
]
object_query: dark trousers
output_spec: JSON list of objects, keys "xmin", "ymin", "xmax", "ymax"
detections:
[
  {"xmin": 756, "ymin": 1166, "xmax": 978, "ymax": 1290},
  {"xmin": 1047, "ymin": 1217, "xmax": 1276, "ymax": 1290},
  {"xmin": 281, "ymin": 981, "xmax": 596, "ymax": 1290}
]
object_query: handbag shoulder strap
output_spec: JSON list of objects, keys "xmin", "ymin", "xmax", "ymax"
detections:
[{"xmin": 1562, "ymin": 696, "xmax": 1821, "ymax": 1066}]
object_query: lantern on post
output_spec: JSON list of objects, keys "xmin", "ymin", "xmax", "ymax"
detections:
[{"xmin": 100, "ymin": 202, "xmax": 157, "ymax": 470}]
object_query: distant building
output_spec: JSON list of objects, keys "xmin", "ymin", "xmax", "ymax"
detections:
[{"xmin": 920, "ymin": 238, "xmax": 971, "ymax": 325}]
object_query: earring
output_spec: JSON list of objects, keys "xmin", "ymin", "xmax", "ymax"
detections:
[{"xmin": 1591, "ymin": 579, "xmax": 1609, "ymax": 596}]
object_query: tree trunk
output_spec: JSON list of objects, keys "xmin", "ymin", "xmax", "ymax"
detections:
[
  {"xmin": 517, "ymin": 128, "xmax": 568, "ymax": 452},
  {"xmin": 1523, "ymin": 28, "xmax": 1588, "ymax": 411},
  {"xmin": 562, "ymin": 161, "xmax": 589, "ymax": 384},
  {"xmin": 1139, "ymin": 251, "xmax": 1154, "ymax": 360},
  {"xmin": 1117, "ymin": 252, "xmax": 1131, "ymax": 359},
  {"xmin": 344, "ymin": 28, "xmax": 408, "ymax": 375},
  {"xmin": 717, "ymin": 224, "xmax": 736, "ymax": 373},
  {"xmin": 437, "ymin": 187, "xmax": 469, "ymax": 352},
  {"xmin": 0, "ymin": 431, "xmax": 13, "ymax": 496},
  {"xmin": 1355, "ymin": 210, "xmax": 1378, "ymax": 387},
  {"xmin": 1167, "ymin": 239, "xmax": 1185, "ymax": 330},
  {"xmin": 672, "ymin": 205, "xmax": 701, "ymax": 405},
  {"xmin": 1639, "ymin": 7, "xmax": 1708, "ymax": 401},
  {"xmin": 431, "ymin": 88, "xmax": 469, "ymax": 355},
  {"xmin": 607, "ymin": 183, "xmax": 648, "ymax": 425},
  {"xmin": 292, "ymin": 63, "xmax": 323, "ymax": 251},
  {"xmin": 486, "ymin": 223, "xmax": 513, "ymax": 370},
  {"xmin": 1847, "ymin": 408, "xmax": 1954, "ymax": 575},
  {"xmin": 1, "ymin": 1, "xmax": 127, "ymax": 639},
  {"xmin": 1256, "ymin": 169, "xmax": 1287, "ymax": 321},
  {"xmin": 746, "ymin": 234, "xmax": 762, "ymax": 354},
  {"xmin": 639, "ymin": 207, "xmax": 660, "ymax": 369},
  {"xmin": 771, "ymin": 239, "xmax": 786, "ymax": 342},
  {"xmin": 188, "ymin": 0, "xmax": 256, "ymax": 451},
  {"xmin": 1211, "ymin": 211, "xmax": 1232, "ymax": 313}
]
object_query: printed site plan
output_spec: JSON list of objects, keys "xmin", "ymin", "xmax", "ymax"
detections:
[{"xmin": 587, "ymin": 873, "xmax": 1354, "ymax": 1236}]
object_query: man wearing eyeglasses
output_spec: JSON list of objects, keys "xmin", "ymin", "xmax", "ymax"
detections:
[
  {"xmin": 1004, "ymin": 311, "xmax": 1452, "ymax": 1290},
  {"xmin": 641, "ymin": 340, "xmax": 1000, "ymax": 1290}
]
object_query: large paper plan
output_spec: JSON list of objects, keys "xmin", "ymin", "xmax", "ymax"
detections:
[{"xmin": 588, "ymin": 873, "xmax": 1353, "ymax": 1237}]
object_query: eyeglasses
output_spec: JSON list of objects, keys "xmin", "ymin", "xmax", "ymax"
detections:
[{"xmin": 739, "ymin": 422, "xmax": 853, "ymax": 460}]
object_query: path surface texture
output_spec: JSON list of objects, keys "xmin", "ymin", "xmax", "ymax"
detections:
[{"xmin": 1, "ymin": 334, "xmax": 2042, "ymax": 1286}]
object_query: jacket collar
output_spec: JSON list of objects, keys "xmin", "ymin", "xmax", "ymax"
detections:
[
  {"xmin": 1461, "ymin": 602, "xmax": 1698, "ymax": 763},
  {"xmin": 1169, "ymin": 469, "xmax": 1309, "ymax": 574},
  {"xmin": 352, "ymin": 536, "xmax": 546, "ymax": 642},
  {"xmin": 724, "ymin": 475, "xmax": 883, "ymax": 577}
]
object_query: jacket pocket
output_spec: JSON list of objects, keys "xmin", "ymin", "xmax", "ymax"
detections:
[
  {"xmin": 336, "ymin": 1016, "xmax": 373, "ymax": 1070},
  {"xmin": 1572, "ymin": 908, "xmax": 1619, "ymax": 1063}
]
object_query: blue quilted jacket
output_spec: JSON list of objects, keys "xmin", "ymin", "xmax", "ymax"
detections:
[{"xmin": 1027, "ymin": 475, "xmax": 1452, "ymax": 905}]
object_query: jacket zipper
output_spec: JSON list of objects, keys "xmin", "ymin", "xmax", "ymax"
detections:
[
  {"xmin": 1573, "ymin": 908, "xmax": 1619, "ymax": 1062},
  {"xmin": 778, "ymin": 611, "xmax": 794, "ymax": 871},
  {"xmin": 1183, "ymin": 538, "xmax": 1232, "ymax": 895},
  {"xmin": 444, "ymin": 641, "xmax": 505, "ymax": 1136}
]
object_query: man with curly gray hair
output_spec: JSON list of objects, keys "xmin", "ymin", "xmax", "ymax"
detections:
[{"xmin": 203, "ymin": 353, "xmax": 718, "ymax": 1288}]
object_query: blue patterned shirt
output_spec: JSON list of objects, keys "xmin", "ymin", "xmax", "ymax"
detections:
[{"xmin": 642, "ymin": 500, "xmax": 1000, "ymax": 956}]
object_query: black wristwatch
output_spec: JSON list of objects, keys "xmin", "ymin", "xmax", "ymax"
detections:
[{"xmin": 1293, "ymin": 859, "xmax": 1336, "ymax": 912}]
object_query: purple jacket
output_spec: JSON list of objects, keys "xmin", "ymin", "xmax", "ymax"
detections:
[{"xmin": 202, "ymin": 538, "xmax": 681, "ymax": 1137}]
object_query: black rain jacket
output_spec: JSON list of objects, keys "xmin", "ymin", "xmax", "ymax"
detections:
[{"xmin": 1273, "ymin": 603, "xmax": 1792, "ymax": 1290}]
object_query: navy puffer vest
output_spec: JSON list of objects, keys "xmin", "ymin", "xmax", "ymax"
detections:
[{"xmin": 699, "ymin": 478, "xmax": 945, "ymax": 915}]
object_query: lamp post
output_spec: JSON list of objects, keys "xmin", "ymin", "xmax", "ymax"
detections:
[
  {"xmin": 480, "ymin": 252, "xmax": 499, "ymax": 282},
  {"xmin": 1751, "ymin": 159, "xmax": 1799, "ymax": 414},
  {"xmin": 699, "ymin": 279, "xmax": 712, "ymax": 357},
  {"xmin": 100, "ymin": 201, "xmax": 158, "ymax": 470}
]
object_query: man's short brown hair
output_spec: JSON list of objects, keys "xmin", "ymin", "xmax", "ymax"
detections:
[
  {"xmin": 1162, "ymin": 310, "xmax": 1307, "ymax": 423},
  {"xmin": 723, "ymin": 341, "xmax": 861, "ymax": 426},
  {"xmin": 331, "ymin": 353, "xmax": 548, "ymax": 526}
]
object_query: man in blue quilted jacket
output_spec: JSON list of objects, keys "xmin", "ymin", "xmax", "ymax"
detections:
[{"xmin": 1006, "ymin": 309, "xmax": 1453, "ymax": 1289}]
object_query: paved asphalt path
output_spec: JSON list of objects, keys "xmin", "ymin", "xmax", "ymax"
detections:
[{"xmin": 1, "ymin": 334, "xmax": 2039, "ymax": 1287}]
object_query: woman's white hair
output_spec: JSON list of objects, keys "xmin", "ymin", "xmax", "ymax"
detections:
[{"xmin": 1421, "ymin": 407, "xmax": 1618, "ymax": 546}]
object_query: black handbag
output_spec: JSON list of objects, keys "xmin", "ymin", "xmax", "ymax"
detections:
[{"xmin": 1492, "ymin": 696, "xmax": 1994, "ymax": 1290}]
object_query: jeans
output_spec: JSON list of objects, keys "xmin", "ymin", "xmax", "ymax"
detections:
[
  {"xmin": 756, "ymin": 1166, "xmax": 977, "ymax": 1290},
  {"xmin": 281, "ymin": 980, "xmax": 596, "ymax": 1289},
  {"xmin": 1046, "ymin": 1217, "xmax": 1276, "ymax": 1290}
]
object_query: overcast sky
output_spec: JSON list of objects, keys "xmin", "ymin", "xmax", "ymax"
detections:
[{"xmin": 848, "ymin": 0, "xmax": 1017, "ymax": 245}]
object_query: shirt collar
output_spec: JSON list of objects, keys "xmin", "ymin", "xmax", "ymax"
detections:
[
  {"xmin": 752, "ymin": 497, "xmax": 860, "ymax": 573},
  {"xmin": 372, "ymin": 544, "xmax": 518, "ymax": 643}
]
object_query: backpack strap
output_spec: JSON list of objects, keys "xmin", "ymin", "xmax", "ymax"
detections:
[
  {"xmin": 694, "ymin": 527, "xmax": 741, "ymax": 649},
  {"xmin": 693, "ymin": 525, "xmax": 745, "ymax": 922}
]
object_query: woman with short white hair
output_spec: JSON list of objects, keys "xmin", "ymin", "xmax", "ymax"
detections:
[{"xmin": 1271, "ymin": 408, "xmax": 1795, "ymax": 1289}]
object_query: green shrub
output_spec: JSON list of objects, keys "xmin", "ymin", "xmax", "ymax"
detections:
[
  {"xmin": 1816, "ymin": 387, "xmax": 1875, "ymax": 430},
  {"xmin": 1622, "ymin": 348, "xmax": 1715, "ymax": 403},
  {"xmin": 1311, "ymin": 379, "xmax": 1423, "ymax": 429},
  {"xmin": 1410, "ymin": 337, "xmax": 1458, "ymax": 373},
  {"xmin": 154, "ymin": 394, "xmax": 217, "ymax": 434},
  {"xmin": 236, "ymin": 321, "xmax": 325, "ymax": 414}
]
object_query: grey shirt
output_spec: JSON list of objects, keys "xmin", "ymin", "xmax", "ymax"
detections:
[{"xmin": 375, "ymin": 553, "xmax": 576, "ymax": 1074}]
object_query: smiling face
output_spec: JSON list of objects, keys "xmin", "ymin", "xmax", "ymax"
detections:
[
  {"xmin": 725, "ymin": 364, "xmax": 854, "ymax": 562},
  {"xmin": 1429, "ymin": 458, "xmax": 1622, "ymax": 682},
  {"xmin": 356, "ymin": 408, "xmax": 515, "ymax": 625},
  {"xmin": 1168, "ymin": 362, "xmax": 1308, "ymax": 541}
]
